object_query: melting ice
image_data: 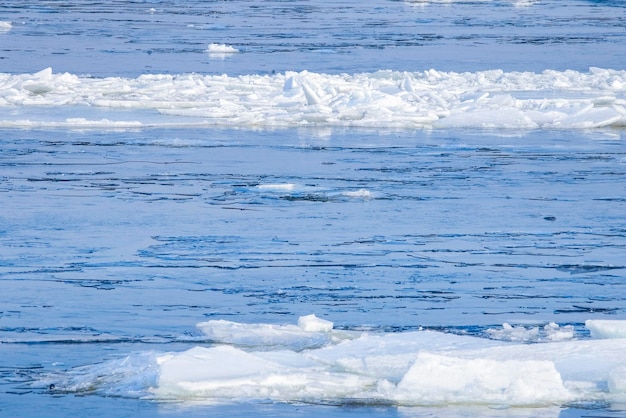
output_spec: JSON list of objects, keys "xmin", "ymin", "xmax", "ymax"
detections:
[
  {"xmin": 42, "ymin": 315, "xmax": 626, "ymax": 409},
  {"xmin": 1, "ymin": 67, "xmax": 625, "ymax": 129}
]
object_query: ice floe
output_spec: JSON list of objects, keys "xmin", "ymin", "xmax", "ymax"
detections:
[{"xmin": 40, "ymin": 315, "xmax": 626, "ymax": 409}]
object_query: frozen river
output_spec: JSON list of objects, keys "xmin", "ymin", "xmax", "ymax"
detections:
[{"xmin": 1, "ymin": 1, "xmax": 626, "ymax": 417}]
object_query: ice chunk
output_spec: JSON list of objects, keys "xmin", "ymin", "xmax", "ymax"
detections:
[
  {"xmin": 297, "ymin": 314, "xmax": 333, "ymax": 332},
  {"xmin": 32, "ymin": 67, "xmax": 53, "ymax": 79},
  {"xmin": 301, "ymin": 80, "xmax": 322, "ymax": 106},
  {"xmin": 20, "ymin": 67, "xmax": 55, "ymax": 95},
  {"xmin": 283, "ymin": 75, "xmax": 299, "ymax": 92},
  {"xmin": 486, "ymin": 322, "xmax": 574, "ymax": 342},
  {"xmin": 586, "ymin": 320, "xmax": 626, "ymax": 339},
  {"xmin": 39, "ymin": 351, "xmax": 160, "ymax": 397},
  {"xmin": 486, "ymin": 323, "xmax": 539, "ymax": 342},
  {"xmin": 206, "ymin": 43, "xmax": 239, "ymax": 54},
  {"xmin": 609, "ymin": 367, "xmax": 626, "ymax": 396},
  {"xmin": 197, "ymin": 315, "xmax": 347, "ymax": 350},
  {"xmin": 155, "ymin": 345, "xmax": 377, "ymax": 400},
  {"xmin": 156, "ymin": 345, "xmax": 282, "ymax": 395},
  {"xmin": 543, "ymin": 322, "xmax": 575, "ymax": 342},
  {"xmin": 394, "ymin": 352, "xmax": 571, "ymax": 406},
  {"xmin": 207, "ymin": 43, "xmax": 239, "ymax": 60}
]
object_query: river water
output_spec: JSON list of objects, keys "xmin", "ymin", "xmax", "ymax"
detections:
[{"xmin": 1, "ymin": 1, "xmax": 626, "ymax": 417}]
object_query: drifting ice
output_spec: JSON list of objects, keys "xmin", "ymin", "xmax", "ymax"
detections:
[{"xmin": 40, "ymin": 316, "xmax": 626, "ymax": 408}]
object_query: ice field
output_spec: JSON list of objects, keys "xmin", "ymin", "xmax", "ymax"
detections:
[{"xmin": 1, "ymin": 1, "xmax": 626, "ymax": 417}]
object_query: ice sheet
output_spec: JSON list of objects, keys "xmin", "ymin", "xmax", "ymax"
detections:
[{"xmin": 1, "ymin": 68, "xmax": 625, "ymax": 130}]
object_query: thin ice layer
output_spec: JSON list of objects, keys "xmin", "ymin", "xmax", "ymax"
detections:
[{"xmin": 1, "ymin": 67, "xmax": 625, "ymax": 129}]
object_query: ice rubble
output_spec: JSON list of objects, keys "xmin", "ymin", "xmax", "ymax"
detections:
[{"xmin": 1, "ymin": 67, "xmax": 625, "ymax": 129}]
